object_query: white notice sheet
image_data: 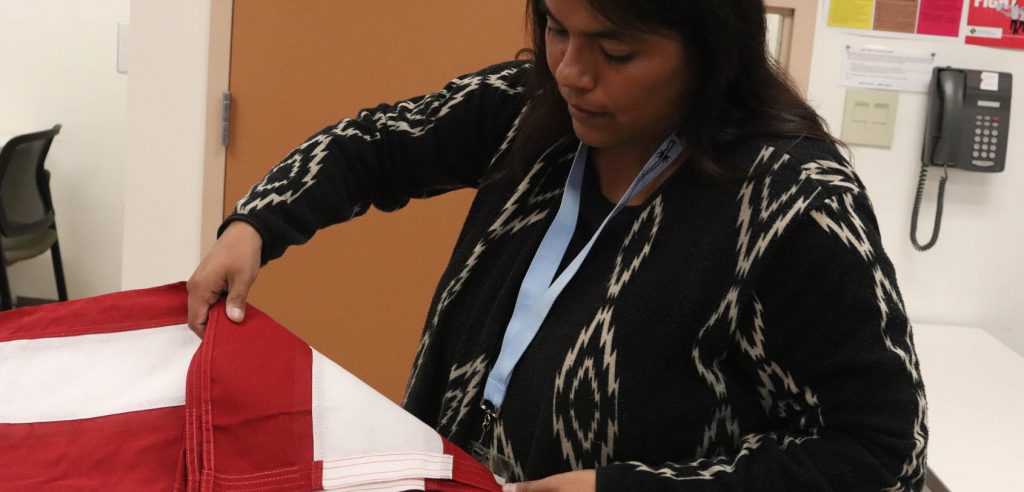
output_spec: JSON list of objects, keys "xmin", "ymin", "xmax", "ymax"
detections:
[{"xmin": 841, "ymin": 44, "xmax": 936, "ymax": 93}]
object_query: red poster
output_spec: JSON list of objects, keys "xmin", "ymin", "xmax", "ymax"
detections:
[
  {"xmin": 918, "ymin": 0, "xmax": 965, "ymax": 37},
  {"xmin": 966, "ymin": 0, "xmax": 1024, "ymax": 49}
]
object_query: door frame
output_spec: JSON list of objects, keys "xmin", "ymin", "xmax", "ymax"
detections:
[
  {"xmin": 200, "ymin": 0, "xmax": 233, "ymax": 256},
  {"xmin": 766, "ymin": 0, "xmax": 820, "ymax": 96}
]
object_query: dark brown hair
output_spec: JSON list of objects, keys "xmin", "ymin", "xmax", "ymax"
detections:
[{"xmin": 506, "ymin": 0, "xmax": 847, "ymax": 180}]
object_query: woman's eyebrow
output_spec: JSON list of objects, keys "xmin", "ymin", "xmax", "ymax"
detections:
[{"xmin": 541, "ymin": 1, "xmax": 638, "ymax": 42}]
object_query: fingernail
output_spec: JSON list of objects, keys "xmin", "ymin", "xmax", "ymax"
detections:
[
  {"xmin": 502, "ymin": 484, "xmax": 518, "ymax": 492},
  {"xmin": 228, "ymin": 306, "xmax": 244, "ymax": 322}
]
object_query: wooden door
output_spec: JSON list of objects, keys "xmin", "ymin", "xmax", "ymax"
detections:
[{"xmin": 225, "ymin": 1, "xmax": 528, "ymax": 402}]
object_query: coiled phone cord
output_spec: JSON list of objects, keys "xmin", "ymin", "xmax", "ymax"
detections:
[{"xmin": 910, "ymin": 160, "xmax": 948, "ymax": 251}]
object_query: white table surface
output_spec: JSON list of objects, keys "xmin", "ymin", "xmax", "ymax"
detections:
[{"xmin": 914, "ymin": 322, "xmax": 1024, "ymax": 491}]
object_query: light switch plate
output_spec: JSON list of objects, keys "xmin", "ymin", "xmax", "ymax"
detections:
[{"xmin": 841, "ymin": 88, "xmax": 899, "ymax": 148}]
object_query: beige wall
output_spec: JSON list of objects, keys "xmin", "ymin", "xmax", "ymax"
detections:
[
  {"xmin": 121, "ymin": 0, "xmax": 228, "ymax": 290},
  {"xmin": 0, "ymin": 0, "xmax": 129, "ymax": 300}
]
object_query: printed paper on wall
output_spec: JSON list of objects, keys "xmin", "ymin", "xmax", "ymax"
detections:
[
  {"xmin": 966, "ymin": 0, "xmax": 1024, "ymax": 49},
  {"xmin": 827, "ymin": 0, "xmax": 963, "ymax": 38}
]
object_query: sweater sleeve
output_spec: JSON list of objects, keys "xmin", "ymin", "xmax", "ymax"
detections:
[
  {"xmin": 220, "ymin": 60, "xmax": 531, "ymax": 264},
  {"xmin": 596, "ymin": 191, "xmax": 928, "ymax": 491}
]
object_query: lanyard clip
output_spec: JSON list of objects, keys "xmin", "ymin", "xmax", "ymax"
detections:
[
  {"xmin": 480, "ymin": 400, "xmax": 499, "ymax": 433},
  {"xmin": 471, "ymin": 400, "xmax": 515, "ymax": 483}
]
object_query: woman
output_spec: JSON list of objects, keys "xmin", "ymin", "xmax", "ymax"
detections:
[{"xmin": 187, "ymin": 0, "xmax": 928, "ymax": 490}]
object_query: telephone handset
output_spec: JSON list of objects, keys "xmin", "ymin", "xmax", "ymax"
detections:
[{"xmin": 912, "ymin": 67, "xmax": 1012, "ymax": 251}]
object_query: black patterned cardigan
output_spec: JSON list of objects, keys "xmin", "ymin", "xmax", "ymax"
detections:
[{"xmin": 221, "ymin": 61, "xmax": 928, "ymax": 491}]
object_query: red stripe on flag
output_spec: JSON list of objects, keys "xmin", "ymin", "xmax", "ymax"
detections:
[
  {"xmin": 0, "ymin": 406, "xmax": 185, "ymax": 491},
  {"xmin": 190, "ymin": 301, "xmax": 315, "ymax": 490},
  {"xmin": 0, "ymin": 282, "xmax": 188, "ymax": 342},
  {"xmin": 312, "ymin": 460, "xmax": 324, "ymax": 490}
]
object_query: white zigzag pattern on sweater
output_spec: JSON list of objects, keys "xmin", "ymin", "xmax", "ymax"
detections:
[
  {"xmin": 631, "ymin": 143, "xmax": 887, "ymax": 481},
  {"xmin": 235, "ymin": 65, "xmax": 527, "ymax": 215}
]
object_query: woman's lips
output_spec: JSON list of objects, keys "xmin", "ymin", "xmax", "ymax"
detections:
[{"xmin": 568, "ymin": 103, "xmax": 608, "ymax": 120}]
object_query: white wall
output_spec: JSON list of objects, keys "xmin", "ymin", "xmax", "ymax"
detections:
[
  {"xmin": 0, "ymin": 0, "xmax": 129, "ymax": 300},
  {"xmin": 121, "ymin": 0, "xmax": 227, "ymax": 290},
  {"xmin": 806, "ymin": 2, "xmax": 1024, "ymax": 355}
]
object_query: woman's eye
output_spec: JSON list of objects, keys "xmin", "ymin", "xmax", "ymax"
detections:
[
  {"xmin": 601, "ymin": 49, "xmax": 635, "ymax": 64},
  {"xmin": 546, "ymin": 24, "xmax": 568, "ymax": 38}
]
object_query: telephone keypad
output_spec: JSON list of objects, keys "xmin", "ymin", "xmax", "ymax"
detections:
[{"xmin": 972, "ymin": 111, "xmax": 1004, "ymax": 164}]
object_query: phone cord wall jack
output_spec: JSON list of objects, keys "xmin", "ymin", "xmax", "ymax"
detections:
[{"xmin": 910, "ymin": 160, "xmax": 948, "ymax": 251}]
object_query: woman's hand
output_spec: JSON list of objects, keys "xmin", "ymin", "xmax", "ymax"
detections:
[
  {"xmin": 502, "ymin": 470, "xmax": 595, "ymax": 492},
  {"xmin": 186, "ymin": 221, "xmax": 263, "ymax": 337}
]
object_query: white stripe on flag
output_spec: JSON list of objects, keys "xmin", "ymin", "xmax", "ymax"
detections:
[
  {"xmin": 323, "ymin": 477, "xmax": 425, "ymax": 492},
  {"xmin": 311, "ymin": 349, "xmax": 453, "ymax": 485},
  {"xmin": 0, "ymin": 324, "xmax": 199, "ymax": 423},
  {"xmin": 320, "ymin": 454, "xmax": 452, "ymax": 489}
]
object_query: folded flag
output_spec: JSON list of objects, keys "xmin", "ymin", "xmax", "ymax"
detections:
[{"xmin": 0, "ymin": 283, "xmax": 499, "ymax": 492}]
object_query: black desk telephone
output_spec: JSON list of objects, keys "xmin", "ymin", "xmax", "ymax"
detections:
[{"xmin": 913, "ymin": 67, "xmax": 1013, "ymax": 251}]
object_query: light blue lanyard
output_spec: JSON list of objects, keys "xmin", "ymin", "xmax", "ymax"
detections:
[{"xmin": 481, "ymin": 134, "xmax": 685, "ymax": 412}]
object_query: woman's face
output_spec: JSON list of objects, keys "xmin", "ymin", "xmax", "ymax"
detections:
[{"xmin": 543, "ymin": 0, "xmax": 692, "ymax": 153}]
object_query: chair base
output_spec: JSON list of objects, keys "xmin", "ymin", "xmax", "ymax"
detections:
[
  {"xmin": 0, "ymin": 238, "xmax": 68, "ymax": 311},
  {"xmin": 13, "ymin": 296, "xmax": 56, "ymax": 308}
]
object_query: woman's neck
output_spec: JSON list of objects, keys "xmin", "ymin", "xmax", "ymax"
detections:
[{"xmin": 589, "ymin": 140, "xmax": 686, "ymax": 206}]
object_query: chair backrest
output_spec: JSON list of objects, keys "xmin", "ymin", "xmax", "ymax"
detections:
[{"xmin": 0, "ymin": 124, "xmax": 61, "ymax": 236}]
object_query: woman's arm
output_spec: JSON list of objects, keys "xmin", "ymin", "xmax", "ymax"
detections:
[
  {"xmin": 596, "ymin": 191, "xmax": 928, "ymax": 491},
  {"xmin": 227, "ymin": 60, "xmax": 531, "ymax": 264}
]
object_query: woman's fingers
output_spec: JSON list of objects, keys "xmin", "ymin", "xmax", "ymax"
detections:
[
  {"xmin": 186, "ymin": 276, "xmax": 223, "ymax": 338},
  {"xmin": 501, "ymin": 470, "xmax": 595, "ymax": 492},
  {"xmin": 186, "ymin": 221, "xmax": 263, "ymax": 337},
  {"xmin": 225, "ymin": 271, "xmax": 254, "ymax": 323},
  {"xmin": 186, "ymin": 295, "xmax": 208, "ymax": 338}
]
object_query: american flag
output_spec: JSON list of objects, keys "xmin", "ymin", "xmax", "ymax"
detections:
[{"xmin": 0, "ymin": 282, "xmax": 499, "ymax": 492}]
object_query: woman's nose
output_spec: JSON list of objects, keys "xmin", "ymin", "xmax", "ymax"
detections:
[{"xmin": 555, "ymin": 41, "xmax": 596, "ymax": 93}]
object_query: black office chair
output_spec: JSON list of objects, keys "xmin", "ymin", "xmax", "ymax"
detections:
[{"xmin": 0, "ymin": 124, "xmax": 68, "ymax": 310}]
